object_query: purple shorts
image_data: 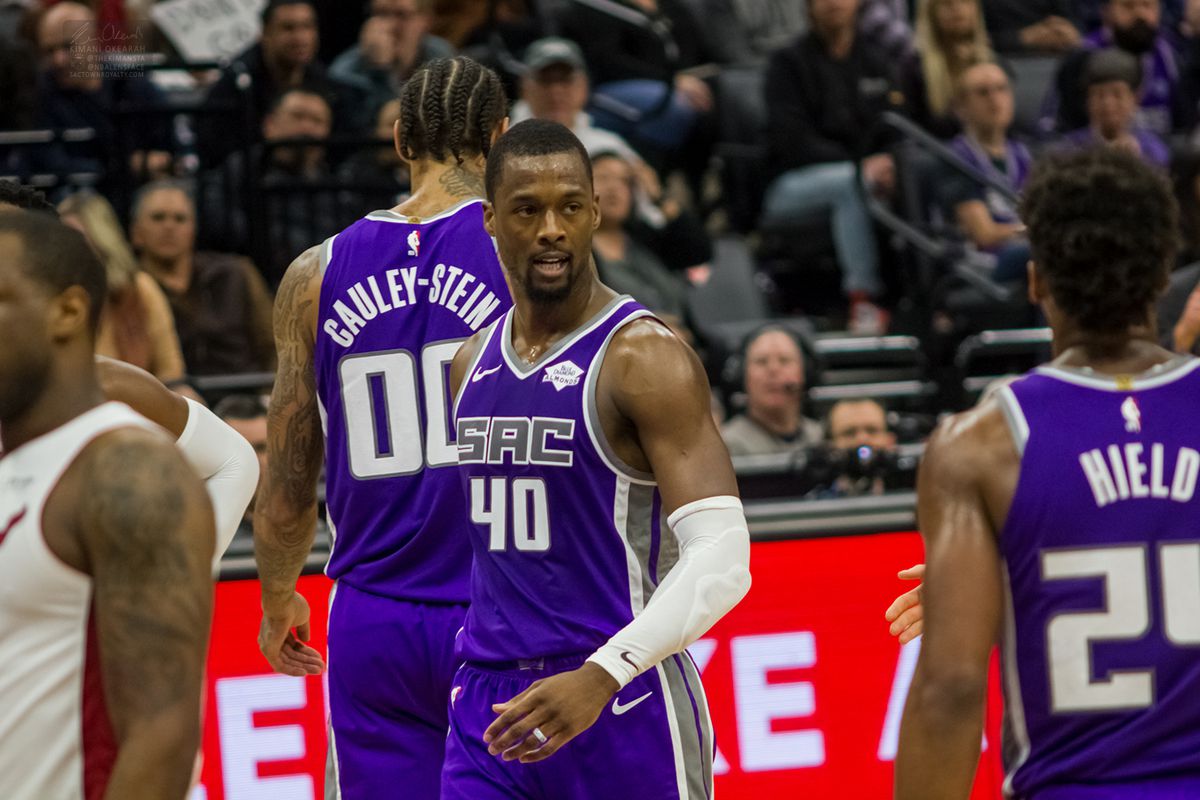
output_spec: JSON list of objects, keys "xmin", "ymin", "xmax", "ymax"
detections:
[
  {"xmin": 441, "ymin": 651, "xmax": 713, "ymax": 800},
  {"xmin": 325, "ymin": 582, "xmax": 466, "ymax": 800}
]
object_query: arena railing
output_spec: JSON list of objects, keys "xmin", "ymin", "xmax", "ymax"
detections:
[
  {"xmin": 865, "ymin": 111, "xmax": 1020, "ymax": 306},
  {"xmin": 215, "ymin": 490, "xmax": 923, "ymax": 579}
]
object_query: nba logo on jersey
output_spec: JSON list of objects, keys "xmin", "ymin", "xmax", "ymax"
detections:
[
  {"xmin": 1122, "ymin": 396, "xmax": 1141, "ymax": 432},
  {"xmin": 407, "ymin": 230, "xmax": 420, "ymax": 257},
  {"xmin": 543, "ymin": 360, "xmax": 583, "ymax": 391}
]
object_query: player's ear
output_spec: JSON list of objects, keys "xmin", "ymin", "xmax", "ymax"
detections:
[
  {"xmin": 491, "ymin": 117, "xmax": 510, "ymax": 146},
  {"xmin": 592, "ymin": 192, "xmax": 601, "ymax": 231},
  {"xmin": 49, "ymin": 285, "xmax": 93, "ymax": 342},
  {"xmin": 1026, "ymin": 259, "xmax": 1043, "ymax": 306},
  {"xmin": 483, "ymin": 201, "xmax": 497, "ymax": 238}
]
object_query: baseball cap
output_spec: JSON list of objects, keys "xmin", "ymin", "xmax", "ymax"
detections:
[{"xmin": 523, "ymin": 37, "xmax": 586, "ymax": 73}]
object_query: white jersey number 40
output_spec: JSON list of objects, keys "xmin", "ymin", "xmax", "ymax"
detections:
[{"xmin": 470, "ymin": 476, "xmax": 551, "ymax": 552}]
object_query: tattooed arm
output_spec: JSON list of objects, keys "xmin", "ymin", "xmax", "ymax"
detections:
[
  {"xmin": 252, "ymin": 246, "xmax": 327, "ymax": 676},
  {"xmin": 75, "ymin": 429, "xmax": 215, "ymax": 800}
]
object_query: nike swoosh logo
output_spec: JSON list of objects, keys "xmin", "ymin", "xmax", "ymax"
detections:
[
  {"xmin": 612, "ymin": 691, "xmax": 652, "ymax": 716},
  {"xmin": 472, "ymin": 365, "xmax": 502, "ymax": 383}
]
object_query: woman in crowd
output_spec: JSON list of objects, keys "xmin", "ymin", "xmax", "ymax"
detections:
[
  {"xmin": 58, "ymin": 192, "xmax": 188, "ymax": 386},
  {"xmin": 902, "ymin": 0, "xmax": 996, "ymax": 139}
]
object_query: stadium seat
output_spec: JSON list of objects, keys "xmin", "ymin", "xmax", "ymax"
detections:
[
  {"xmin": 1007, "ymin": 55, "xmax": 1063, "ymax": 138},
  {"xmin": 955, "ymin": 327, "xmax": 1052, "ymax": 404}
]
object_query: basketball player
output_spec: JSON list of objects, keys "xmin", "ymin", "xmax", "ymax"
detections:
[
  {"xmin": 0, "ymin": 183, "xmax": 258, "ymax": 570},
  {"xmin": 444, "ymin": 119, "xmax": 752, "ymax": 798},
  {"xmin": 253, "ymin": 57, "xmax": 512, "ymax": 799},
  {"xmin": 0, "ymin": 212, "xmax": 215, "ymax": 797},
  {"xmin": 96, "ymin": 357, "xmax": 258, "ymax": 569},
  {"xmin": 896, "ymin": 149, "xmax": 1200, "ymax": 798}
]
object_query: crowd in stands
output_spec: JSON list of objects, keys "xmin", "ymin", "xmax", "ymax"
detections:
[{"xmin": 7, "ymin": 0, "xmax": 1200, "ymax": 496}]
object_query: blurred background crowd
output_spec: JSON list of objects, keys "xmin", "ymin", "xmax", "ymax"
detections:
[{"xmin": 5, "ymin": 0, "xmax": 1200, "ymax": 501}]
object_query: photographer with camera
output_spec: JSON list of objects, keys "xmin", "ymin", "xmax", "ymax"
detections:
[{"xmin": 822, "ymin": 398, "xmax": 898, "ymax": 496}]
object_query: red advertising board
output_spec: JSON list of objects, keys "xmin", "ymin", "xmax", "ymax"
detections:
[{"xmin": 194, "ymin": 532, "xmax": 1005, "ymax": 799}]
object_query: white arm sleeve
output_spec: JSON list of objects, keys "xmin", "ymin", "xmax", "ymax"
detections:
[
  {"xmin": 175, "ymin": 398, "xmax": 260, "ymax": 571},
  {"xmin": 587, "ymin": 495, "xmax": 752, "ymax": 688}
]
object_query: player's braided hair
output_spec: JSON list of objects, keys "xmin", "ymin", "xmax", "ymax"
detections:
[
  {"xmin": 397, "ymin": 56, "xmax": 507, "ymax": 165},
  {"xmin": 1021, "ymin": 148, "xmax": 1177, "ymax": 335}
]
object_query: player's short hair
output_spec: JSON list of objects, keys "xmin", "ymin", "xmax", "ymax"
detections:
[
  {"xmin": 213, "ymin": 394, "xmax": 268, "ymax": 421},
  {"xmin": 0, "ymin": 180, "xmax": 57, "ymax": 217},
  {"xmin": 0, "ymin": 212, "xmax": 106, "ymax": 336},
  {"xmin": 397, "ymin": 56, "xmax": 507, "ymax": 166},
  {"xmin": 261, "ymin": 0, "xmax": 315, "ymax": 28},
  {"xmin": 484, "ymin": 119, "xmax": 591, "ymax": 202},
  {"xmin": 1021, "ymin": 148, "xmax": 1176, "ymax": 334}
]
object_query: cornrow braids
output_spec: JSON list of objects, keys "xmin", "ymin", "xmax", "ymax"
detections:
[{"xmin": 397, "ymin": 56, "xmax": 508, "ymax": 165}]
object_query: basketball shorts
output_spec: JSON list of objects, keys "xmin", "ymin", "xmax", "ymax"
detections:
[
  {"xmin": 325, "ymin": 582, "xmax": 466, "ymax": 800},
  {"xmin": 441, "ymin": 651, "xmax": 714, "ymax": 800}
]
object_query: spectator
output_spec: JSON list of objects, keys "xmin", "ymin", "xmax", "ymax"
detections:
[
  {"xmin": 591, "ymin": 152, "xmax": 689, "ymax": 320},
  {"xmin": 901, "ymin": 0, "xmax": 996, "ymax": 138},
  {"xmin": 329, "ymin": 0, "xmax": 455, "ymax": 115},
  {"xmin": 213, "ymin": 394, "xmax": 269, "ymax": 532},
  {"xmin": 721, "ymin": 327, "xmax": 824, "ymax": 455},
  {"xmin": 825, "ymin": 397, "xmax": 897, "ymax": 495},
  {"xmin": 698, "ymin": 0, "xmax": 912, "ymax": 65},
  {"xmin": 57, "ymin": 192, "xmax": 188, "ymax": 385},
  {"xmin": 336, "ymin": 97, "xmax": 410, "ymax": 203},
  {"xmin": 557, "ymin": 0, "xmax": 719, "ymax": 183},
  {"xmin": 1157, "ymin": 263, "xmax": 1200, "ymax": 353},
  {"xmin": 511, "ymin": 39, "xmax": 646, "ymax": 165},
  {"xmin": 940, "ymin": 60, "xmax": 1033, "ymax": 282},
  {"xmin": 30, "ymin": 2, "xmax": 173, "ymax": 181},
  {"xmin": 762, "ymin": 0, "xmax": 901, "ymax": 333},
  {"xmin": 0, "ymin": 21, "xmax": 35, "ymax": 131},
  {"xmin": 130, "ymin": 181, "xmax": 276, "ymax": 376},
  {"xmin": 829, "ymin": 398, "xmax": 896, "ymax": 450},
  {"xmin": 512, "ymin": 39, "xmax": 713, "ymax": 272},
  {"xmin": 1174, "ymin": 149, "xmax": 1200, "ymax": 262},
  {"xmin": 1079, "ymin": 0, "xmax": 1184, "ymax": 32},
  {"xmin": 201, "ymin": 88, "xmax": 341, "ymax": 278},
  {"xmin": 982, "ymin": 0, "xmax": 1080, "ymax": 54},
  {"xmin": 1049, "ymin": 0, "xmax": 1186, "ymax": 136},
  {"xmin": 1062, "ymin": 48, "xmax": 1171, "ymax": 167},
  {"xmin": 201, "ymin": 0, "xmax": 365, "ymax": 167}
]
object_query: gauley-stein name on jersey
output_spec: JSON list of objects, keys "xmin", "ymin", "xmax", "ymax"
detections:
[
  {"xmin": 457, "ymin": 417, "xmax": 575, "ymax": 467},
  {"xmin": 323, "ymin": 263, "xmax": 503, "ymax": 347},
  {"xmin": 1079, "ymin": 442, "xmax": 1200, "ymax": 508}
]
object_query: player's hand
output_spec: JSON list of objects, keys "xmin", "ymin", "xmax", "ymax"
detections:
[
  {"xmin": 259, "ymin": 591, "xmax": 326, "ymax": 676},
  {"xmin": 484, "ymin": 662, "xmax": 620, "ymax": 763},
  {"xmin": 885, "ymin": 563, "xmax": 925, "ymax": 644}
]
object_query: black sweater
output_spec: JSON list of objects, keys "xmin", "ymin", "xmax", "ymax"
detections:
[{"xmin": 764, "ymin": 32, "xmax": 902, "ymax": 178}]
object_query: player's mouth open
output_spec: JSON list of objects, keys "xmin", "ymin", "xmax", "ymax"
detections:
[{"xmin": 532, "ymin": 252, "xmax": 570, "ymax": 277}]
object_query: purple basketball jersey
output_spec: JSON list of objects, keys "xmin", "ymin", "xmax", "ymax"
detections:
[
  {"xmin": 315, "ymin": 200, "xmax": 511, "ymax": 602},
  {"xmin": 994, "ymin": 357, "xmax": 1200, "ymax": 798},
  {"xmin": 453, "ymin": 296, "xmax": 670, "ymax": 662}
]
